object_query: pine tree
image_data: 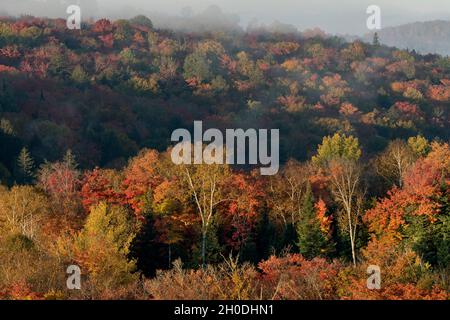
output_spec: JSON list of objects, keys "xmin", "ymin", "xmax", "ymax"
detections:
[
  {"xmin": 63, "ymin": 149, "xmax": 78, "ymax": 170},
  {"xmin": 296, "ymin": 184, "xmax": 333, "ymax": 259},
  {"xmin": 373, "ymin": 32, "xmax": 380, "ymax": 46},
  {"xmin": 17, "ymin": 147, "xmax": 34, "ymax": 183}
]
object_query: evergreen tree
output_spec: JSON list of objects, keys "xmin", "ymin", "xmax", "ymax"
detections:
[
  {"xmin": 63, "ymin": 149, "xmax": 78, "ymax": 170},
  {"xmin": 16, "ymin": 147, "xmax": 34, "ymax": 184},
  {"xmin": 372, "ymin": 32, "xmax": 380, "ymax": 46},
  {"xmin": 296, "ymin": 184, "xmax": 333, "ymax": 259}
]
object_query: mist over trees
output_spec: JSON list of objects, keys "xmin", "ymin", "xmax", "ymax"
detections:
[{"xmin": 0, "ymin": 13, "xmax": 448, "ymax": 300}]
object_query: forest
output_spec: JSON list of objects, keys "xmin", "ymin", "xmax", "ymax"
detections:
[{"xmin": 0, "ymin": 15, "xmax": 449, "ymax": 300}]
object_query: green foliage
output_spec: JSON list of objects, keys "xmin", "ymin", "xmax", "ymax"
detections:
[
  {"xmin": 119, "ymin": 48, "xmax": 137, "ymax": 65},
  {"xmin": 71, "ymin": 65, "xmax": 89, "ymax": 86},
  {"xmin": 312, "ymin": 133, "xmax": 362, "ymax": 165},
  {"xmin": 129, "ymin": 15, "xmax": 153, "ymax": 29},
  {"xmin": 183, "ymin": 51, "xmax": 212, "ymax": 82},
  {"xmin": 372, "ymin": 32, "xmax": 380, "ymax": 46},
  {"xmin": 73, "ymin": 202, "xmax": 140, "ymax": 287},
  {"xmin": 0, "ymin": 17, "xmax": 448, "ymax": 300},
  {"xmin": 408, "ymin": 135, "xmax": 431, "ymax": 157},
  {"xmin": 296, "ymin": 184, "xmax": 334, "ymax": 259}
]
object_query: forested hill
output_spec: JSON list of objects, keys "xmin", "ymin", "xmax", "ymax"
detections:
[
  {"xmin": 0, "ymin": 16, "xmax": 449, "ymax": 180},
  {"xmin": 363, "ymin": 20, "xmax": 450, "ymax": 56}
]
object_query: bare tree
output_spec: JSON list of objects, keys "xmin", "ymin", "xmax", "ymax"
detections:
[
  {"xmin": 267, "ymin": 160, "xmax": 312, "ymax": 228},
  {"xmin": 328, "ymin": 159, "xmax": 364, "ymax": 266},
  {"xmin": 375, "ymin": 139, "xmax": 415, "ymax": 188},
  {"xmin": 181, "ymin": 162, "xmax": 230, "ymax": 268}
]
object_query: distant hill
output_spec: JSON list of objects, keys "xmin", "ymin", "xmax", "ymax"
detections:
[{"xmin": 363, "ymin": 20, "xmax": 450, "ymax": 56}]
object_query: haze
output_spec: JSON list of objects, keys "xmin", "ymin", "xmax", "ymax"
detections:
[{"xmin": 1, "ymin": 0, "xmax": 449, "ymax": 35}]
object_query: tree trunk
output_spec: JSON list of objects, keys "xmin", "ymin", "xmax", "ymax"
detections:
[
  {"xmin": 201, "ymin": 229, "xmax": 207, "ymax": 269},
  {"xmin": 350, "ymin": 237, "xmax": 356, "ymax": 267},
  {"xmin": 168, "ymin": 244, "xmax": 172, "ymax": 268},
  {"xmin": 347, "ymin": 208, "xmax": 357, "ymax": 267}
]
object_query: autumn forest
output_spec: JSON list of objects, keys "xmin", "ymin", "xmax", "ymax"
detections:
[{"xmin": 0, "ymin": 14, "xmax": 449, "ymax": 300}]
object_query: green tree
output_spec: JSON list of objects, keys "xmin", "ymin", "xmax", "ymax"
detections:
[
  {"xmin": 67, "ymin": 203, "xmax": 139, "ymax": 290},
  {"xmin": 129, "ymin": 15, "xmax": 153, "ymax": 29},
  {"xmin": 183, "ymin": 51, "xmax": 212, "ymax": 82},
  {"xmin": 372, "ymin": 32, "xmax": 380, "ymax": 46},
  {"xmin": 312, "ymin": 133, "xmax": 362, "ymax": 165},
  {"xmin": 71, "ymin": 65, "xmax": 89, "ymax": 86},
  {"xmin": 296, "ymin": 184, "xmax": 333, "ymax": 259},
  {"xmin": 408, "ymin": 135, "xmax": 431, "ymax": 157}
]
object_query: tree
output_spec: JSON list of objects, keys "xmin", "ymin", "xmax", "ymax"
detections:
[
  {"xmin": 122, "ymin": 149, "xmax": 164, "ymax": 215},
  {"xmin": 0, "ymin": 118, "xmax": 14, "ymax": 135},
  {"xmin": 63, "ymin": 149, "xmax": 78, "ymax": 170},
  {"xmin": 176, "ymin": 158, "xmax": 231, "ymax": 268},
  {"xmin": 408, "ymin": 135, "xmax": 431, "ymax": 157},
  {"xmin": 372, "ymin": 32, "xmax": 380, "ymax": 46},
  {"xmin": 258, "ymin": 254, "xmax": 341, "ymax": 300},
  {"xmin": 37, "ymin": 160, "xmax": 82, "ymax": 229},
  {"xmin": 183, "ymin": 51, "xmax": 213, "ymax": 83},
  {"xmin": 59, "ymin": 202, "xmax": 139, "ymax": 295},
  {"xmin": 0, "ymin": 186, "xmax": 49, "ymax": 240},
  {"xmin": 328, "ymin": 159, "xmax": 364, "ymax": 266},
  {"xmin": 375, "ymin": 139, "xmax": 415, "ymax": 188},
  {"xmin": 129, "ymin": 15, "xmax": 153, "ymax": 29},
  {"xmin": 296, "ymin": 184, "xmax": 334, "ymax": 259},
  {"xmin": 71, "ymin": 65, "xmax": 89, "ymax": 86},
  {"xmin": 16, "ymin": 147, "xmax": 34, "ymax": 184},
  {"xmin": 81, "ymin": 168, "xmax": 124, "ymax": 211},
  {"xmin": 266, "ymin": 160, "xmax": 312, "ymax": 244},
  {"xmin": 312, "ymin": 133, "xmax": 361, "ymax": 165},
  {"xmin": 220, "ymin": 172, "xmax": 263, "ymax": 253}
]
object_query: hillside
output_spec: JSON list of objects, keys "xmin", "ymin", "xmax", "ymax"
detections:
[
  {"xmin": 363, "ymin": 20, "xmax": 450, "ymax": 56},
  {"xmin": 0, "ymin": 15, "xmax": 449, "ymax": 300},
  {"xmin": 1, "ymin": 16, "xmax": 448, "ymax": 174}
]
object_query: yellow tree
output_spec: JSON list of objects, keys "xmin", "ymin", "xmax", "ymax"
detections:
[{"xmin": 0, "ymin": 186, "xmax": 48, "ymax": 240}]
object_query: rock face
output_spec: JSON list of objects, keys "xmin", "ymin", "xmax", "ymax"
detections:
[{"xmin": 364, "ymin": 20, "xmax": 450, "ymax": 56}]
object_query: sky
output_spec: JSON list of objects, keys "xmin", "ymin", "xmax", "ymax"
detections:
[{"xmin": 1, "ymin": 0, "xmax": 449, "ymax": 35}]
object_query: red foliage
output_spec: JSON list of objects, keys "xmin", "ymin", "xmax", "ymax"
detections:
[
  {"xmin": 99, "ymin": 33, "xmax": 114, "ymax": 48},
  {"xmin": 80, "ymin": 168, "xmax": 124, "ymax": 211},
  {"xmin": 365, "ymin": 143, "xmax": 449, "ymax": 237},
  {"xmin": 0, "ymin": 282, "xmax": 43, "ymax": 300},
  {"xmin": 38, "ymin": 163, "xmax": 81, "ymax": 200},
  {"xmin": 0, "ymin": 64, "xmax": 18, "ymax": 73},
  {"xmin": 93, "ymin": 19, "xmax": 113, "ymax": 33},
  {"xmin": 258, "ymin": 254, "xmax": 341, "ymax": 300},
  {"xmin": 0, "ymin": 45, "xmax": 21, "ymax": 59},
  {"xmin": 220, "ymin": 172, "xmax": 264, "ymax": 250},
  {"xmin": 122, "ymin": 149, "xmax": 164, "ymax": 215},
  {"xmin": 393, "ymin": 101, "xmax": 423, "ymax": 119}
]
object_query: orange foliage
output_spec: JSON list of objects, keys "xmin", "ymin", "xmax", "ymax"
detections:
[
  {"xmin": 315, "ymin": 199, "xmax": 333, "ymax": 238},
  {"xmin": 258, "ymin": 254, "xmax": 341, "ymax": 300},
  {"xmin": 122, "ymin": 149, "xmax": 164, "ymax": 215}
]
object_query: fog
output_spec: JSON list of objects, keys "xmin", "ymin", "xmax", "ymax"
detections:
[{"xmin": 1, "ymin": 0, "xmax": 449, "ymax": 35}]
